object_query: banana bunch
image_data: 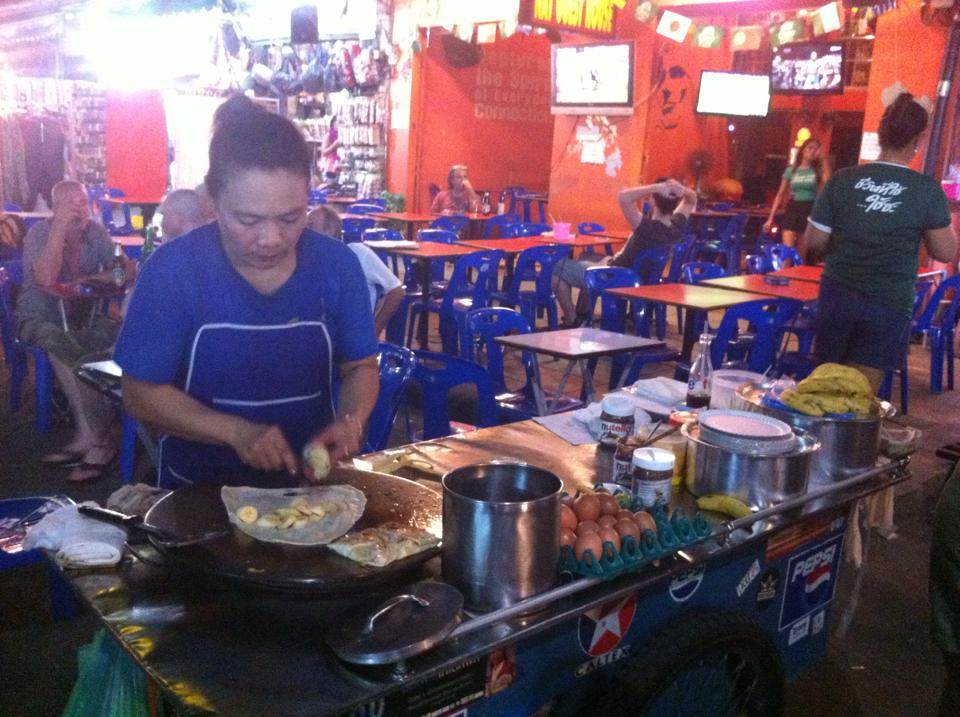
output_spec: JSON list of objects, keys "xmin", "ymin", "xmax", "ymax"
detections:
[
  {"xmin": 779, "ymin": 363, "xmax": 877, "ymax": 418},
  {"xmin": 696, "ymin": 494, "xmax": 753, "ymax": 519}
]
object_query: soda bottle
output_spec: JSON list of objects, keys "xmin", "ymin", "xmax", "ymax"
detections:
[
  {"xmin": 481, "ymin": 192, "xmax": 491, "ymax": 215},
  {"xmin": 141, "ymin": 225, "xmax": 156, "ymax": 263},
  {"xmin": 686, "ymin": 333, "xmax": 714, "ymax": 408},
  {"xmin": 112, "ymin": 241, "xmax": 125, "ymax": 287},
  {"xmin": 497, "ymin": 191, "xmax": 506, "ymax": 215}
]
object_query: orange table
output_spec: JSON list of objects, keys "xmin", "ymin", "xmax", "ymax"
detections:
[
  {"xmin": 701, "ymin": 274, "xmax": 820, "ymax": 302},
  {"xmin": 606, "ymin": 283, "xmax": 770, "ymax": 362},
  {"xmin": 458, "ymin": 238, "xmax": 547, "ymax": 254},
  {"xmin": 534, "ymin": 234, "xmax": 621, "ymax": 251},
  {"xmin": 371, "ymin": 212, "xmax": 437, "ymax": 242},
  {"xmin": 769, "ymin": 265, "xmax": 824, "ymax": 283}
]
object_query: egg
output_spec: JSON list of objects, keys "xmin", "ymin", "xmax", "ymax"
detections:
[
  {"xmin": 598, "ymin": 526, "xmax": 621, "ymax": 552},
  {"xmin": 560, "ymin": 528, "xmax": 577, "ymax": 549},
  {"xmin": 560, "ymin": 505, "xmax": 578, "ymax": 531},
  {"xmin": 574, "ymin": 531, "xmax": 603, "ymax": 562},
  {"xmin": 575, "ymin": 520, "xmax": 600, "ymax": 535},
  {"xmin": 597, "ymin": 515, "xmax": 618, "ymax": 528},
  {"xmin": 634, "ymin": 511, "xmax": 658, "ymax": 537},
  {"xmin": 616, "ymin": 508, "xmax": 636, "ymax": 523},
  {"xmin": 573, "ymin": 494, "xmax": 601, "ymax": 523},
  {"xmin": 615, "ymin": 519, "xmax": 640, "ymax": 543},
  {"xmin": 597, "ymin": 493, "xmax": 620, "ymax": 516}
]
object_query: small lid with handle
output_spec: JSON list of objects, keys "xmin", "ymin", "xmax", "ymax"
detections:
[{"xmin": 325, "ymin": 581, "xmax": 463, "ymax": 665}]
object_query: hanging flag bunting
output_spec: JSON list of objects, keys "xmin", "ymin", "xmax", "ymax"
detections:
[
  {"xmin": 657, "ymin": 10, "xmax": 692, "ymax": 43},
  {"xmin": 812, "ymin": 2, "xmax": 843, "ymax": 36},
  {"xmin": 770, "ymin": 18, "xmax": 806, "ymax": 48},
  {"xmin": 730, "ymin": 25, "xmax": 763, "ymax": 51},
  {"xmin": 694, "ymin": 24, "xmax": 724, "ymax": 48},
  {"xmin": 635, "ymin": 0, "xmax": 657, "ymax": 23},
  {"xmin": 871, "ymin": 0, "xmax": 898, "ymax": 16},
  {"xmin": 476, "ymin": 23, "xmax": 497, "ymax": 43},
  {"xmin": 454, "ymin": 23, "xmax": 475, "ymax": 42}
]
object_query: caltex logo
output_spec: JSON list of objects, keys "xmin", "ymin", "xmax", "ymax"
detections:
[{"xmin": 578, "ymin": 595, "xmax": 637, "ymax": 657}]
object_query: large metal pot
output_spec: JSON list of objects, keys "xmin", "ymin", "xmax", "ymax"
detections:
[
  {"xmin": 683, "ymin": 424, "xmax": 820, "ymax": 508},
  {"xmin": 442, "ymin": 462, "xmax": 561, "ymax": 612},
  {"xmin": 735, "ymin": 383, "xmax": 894, "ymax": 480}
]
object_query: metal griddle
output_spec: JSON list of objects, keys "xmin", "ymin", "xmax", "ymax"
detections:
[{"xmin": 142, "ymin": 467, "xmax": 442, "ymax": 595}]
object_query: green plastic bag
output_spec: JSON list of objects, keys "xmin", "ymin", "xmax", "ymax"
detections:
[{"xmin": 62, "ymin": 629, "xmax": 150, "ymax": 717}]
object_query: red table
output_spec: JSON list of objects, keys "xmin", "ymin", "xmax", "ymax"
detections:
[
  {"xmin": 458, "ymin": 238, "xmax": 547, "ymax": 254},
  {"xmin": 370, "ymin": 212, "xmax": 437, "ymax": 243},
  {"xmin": 605, "ymin": 283, "xmax": 770, "ymax": 362},
  {"xmin": 769, "ymin": 265, "xmax": 824, "ymax": 283},
  {"xmin": 701, "ymin": 274, "xmax": 821, "ymax": 302}
]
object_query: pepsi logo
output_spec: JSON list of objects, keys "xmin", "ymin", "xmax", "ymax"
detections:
[{"xmin": 669, "ymin": 565, "xmax": 705, "ymax": 603}]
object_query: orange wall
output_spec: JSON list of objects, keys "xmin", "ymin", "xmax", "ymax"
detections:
[
  {"xmin": 862, "ymin": 0, "xmax": 948, "ymax": 170},
  {"xmin": 105, "ymin": 90, "xmax": 167, "ymax": 202},
  {"xmin": 407, "ymin": 32, "xmax": 554, "ymax": 212}
]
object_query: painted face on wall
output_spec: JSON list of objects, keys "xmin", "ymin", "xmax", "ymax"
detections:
[{"xmin": 658, "ymin": 65, "xmax": 691, "ymax": 131}]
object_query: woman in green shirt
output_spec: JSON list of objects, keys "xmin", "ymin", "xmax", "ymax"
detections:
[{"xmin": 763, "ymin": 138, "xmax": 830, "ymax": 252}]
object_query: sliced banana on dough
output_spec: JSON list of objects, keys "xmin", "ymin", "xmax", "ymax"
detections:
[{"xmin": 237, "ymin": 505, "xmax": 258, "ymax": 524}]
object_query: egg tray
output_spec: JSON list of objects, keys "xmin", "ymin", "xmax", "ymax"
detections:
[{"xmin": 559, "ymin": 507, "xmax": 713, "ymax": 581}]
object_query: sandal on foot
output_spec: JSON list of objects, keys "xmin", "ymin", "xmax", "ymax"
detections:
[
  {"xmin": 40, "ymin": 450, "xmax": 86, "ymax": 467},
  {"xmin": 66, "ymin": 452, "xmax": 119, "ymax": 483}
]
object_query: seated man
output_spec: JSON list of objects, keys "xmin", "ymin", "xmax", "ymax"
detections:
[
  {"xmin": 114, "ymin": 109, "xmax": 378, "ymax": 487},
  {"xmin": 552, "ymin": 178, "xmax": 697, "ymax": 326},
  {"xmin": 156, "ymin": 188, "xmax": 208, "ymax": 241},
  {"xmin": 307, "ymin": 205, "xmax": 404, "ymax": 338},
  {"xmin": 15, "ymin": 180, "xmax": 136, "ymax": 481},
  {"xmin": 430, "ymin": 164, "xmax": 479, "ymax": 214}
]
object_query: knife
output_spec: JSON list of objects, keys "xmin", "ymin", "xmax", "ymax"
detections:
[{"xmin": 77, "ymin": 505, "xmax": 230, "ymax": 548}]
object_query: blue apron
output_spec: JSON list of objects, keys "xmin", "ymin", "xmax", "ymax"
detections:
[{"xmin": 157, "ymin": 319, "xmax": 335, "ymax": 488}]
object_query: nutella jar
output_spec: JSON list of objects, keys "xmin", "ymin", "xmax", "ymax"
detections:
[
  {"xmin": 612, "ymin": 439, "xmax": 636, "ymax": 487},
  {"xmin": 598, "ymin": 395, "xmax": 635, "ymax": 449},
  {"xmin": 631, "ymin": 447, "xmax": 675, "ymax": 508}
]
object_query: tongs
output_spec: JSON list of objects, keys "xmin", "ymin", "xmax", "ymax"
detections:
[{"xmin": 77, "ymin": 505, "xmax": 230, "ymax": 548}]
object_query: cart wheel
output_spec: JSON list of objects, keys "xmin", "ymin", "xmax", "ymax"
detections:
[{"xmin": 606, "ymin": 611, "xmax": 784, "ymax": 717}]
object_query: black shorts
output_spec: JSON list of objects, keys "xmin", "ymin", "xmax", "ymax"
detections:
[
  {"xmin": 814, "ymin": 276, "xmax": 911, "ymax": 371},
  {"xmin": 781, "ymin": 200, "xmax": 815, "ymax": 233}
]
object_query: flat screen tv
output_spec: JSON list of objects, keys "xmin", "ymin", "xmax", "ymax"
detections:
[
  {"xmin": 695, "ymin": 71, "xmax": 771, "ymax": 117},
  {"xmin": 770, "ymin": 41, "xmax": 845, "ymax": 94},
  {"xmin": 551, "ymin": 42, "xmax": 635, "ymax": 116}
]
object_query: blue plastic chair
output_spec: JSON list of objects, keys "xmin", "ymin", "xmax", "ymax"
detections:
[
  {"xmin": 582, "ymin": 267, "xmax": 678, "ymax": 388},
  {"xmin": 692, "ymin": 213, "xmax": 747, "ymax": 271},
  {"xmin": 503, "ymin": 186, "xmax": 527, "ymax": 217},
  {"xmin": 512, "ymin": 191, "xmax": 547, "ymax": 224},
  {"xmin": 911, "ymin": 273, "xmax": 960, "ymax": 394},
  {"xmin": 347, "ymin": 202, "xmax": 385, "ymax": 215},
  {"xmin": 3, "ymin": 202, "xmax": 22, "ymax": 212},
  {"xmin": 430, "ymin": 215, "xmax": 469, "ymax": 233},
  {"xmin": 308, "ymin": 189, "xmax": 327, "ymax": 205},
  {"xmin": 363, "ymin": 343, "xmax": 416, "ymax": 452},
  {"xmin": 511, "ymin": 223, "xmax": 551, "ymax": 237},
  {"xmin": 409, "ymin": 350, "xmax": 498, "ymax": 440},
  {"xmin": 358, "ymin": 197, "xmax": 388, "ymax": 209},
  {"xmin": 0, "ymin": 497, "xmax": 76, "ymax": 619},
  {"xmin": 494, "ymin": 245, "xmax": 567, "ymax": 330},
  {"xmin": 626, "ymin": 245, "xmax": 671, "ymax": 339},
  {"xmin": 712, "ymin": 299, "xmax": 802, "ymax": 374},
  {"xmin": 745, "ymin": 254, "xmax": 773, "ymax": 274},
  {"xmin": 406, "ymin": 250, "xmax": 503, "ymax": 354},
  {"xmin": 417, "ymin": 228, "xmax": 459, "ymax": 244},
  {"xmin": 678, "ymin": 262, "xmax": 728, "ymax": 337},
  {"xmin": 0, "ymin": 261, "xmax": 54, "ymax": 433},
  {"xmin": 482, "ymin": 214, "xmax": 522, "ymax": 239},
  {"xmin": 342, "ymin": 217, "xmax": 376, "ymax": 243},
  {"xmin": 762, "ymin": 243, "xmax": 803, "ymax": 271},
  {"xmin": 361, "ymin": 227, "xmax": 405, "ymax": 275},
  {"xmin": 99, "ymin": 197, "xmax": 135, "ymax": 236},
  {"xmin": 878, "ymin": 277, "xmax": 939, "ymax": 412}
]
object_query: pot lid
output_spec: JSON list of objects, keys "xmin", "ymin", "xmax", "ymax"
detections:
[{"xmin": 326, "ymin": 581, "xmax": 463, "ymax": 665}]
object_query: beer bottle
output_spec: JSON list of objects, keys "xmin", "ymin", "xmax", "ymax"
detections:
[
  {"xmin": 481, "ymin": 192, "xmax": 491, "ymax": 215},
  {"xmin": 141, "ymin": 225, "xmax": 156, "ymax": 263},
  {"xmin": 112, "ymin": 241, "xmax": 126, "ymax": 287},
  {"xmin": 497, "ymin": 191, "xmax": 506, "ymax": 215},
  {"xmin": 685, "ymin": 333, "xmax": 714, "ymax": 408}
]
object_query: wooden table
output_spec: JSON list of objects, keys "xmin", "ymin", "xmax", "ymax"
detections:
[
  {"xmin": 371, "ymin": 212, "xmax": 437, "ymax": 243},
  {"xmin": 494, "ymin": 327, "xmax": 665, "ymax": 411},
  {"xmin": 375, "ymin": 242, "xmax": 480, "ymax": 347},
  {"xmin": 769, "ymin": 265, "xmax": 824, "ymax": 283},
  {"xmin": 605, "ymin": 284, "xmax": 770, "ymax": 362},
  {"xmin": 701, "ymin": 274, "xmax": 820, "ymax": 302}
]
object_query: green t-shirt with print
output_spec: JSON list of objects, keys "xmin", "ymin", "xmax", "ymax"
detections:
[
  {"xmin": 783, "ymin": 166, "xmax": 819, "ymax": 202},
  {"xmin": 809, "ymin": 162, "xmax": 952, "ymax": 317}
]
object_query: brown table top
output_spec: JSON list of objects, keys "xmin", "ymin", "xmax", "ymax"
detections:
[
  {"xmin": 701, "ymin": 274, "xmax": 820, "ymax": 302},
  {"xmin": 379, "ymin": 243, "xmax": 480, "ymax": 259},
  {"xmin": 494, "ymin": 327, "xmax": 664, "ymax": 360},
  {"xmin": 769, "ymin": 265, "xmax": 824, "ymax": 282},
  {"xmin": 534, "ymin": 234, "xmax": 621, "ymax": 248},
  {"xmin": 458, "ymin": 237, "xmax": 547, "ymax": 253},
  {"xmin": 39, "ymin": 281, "xmax": 125, "ymax": 301},
  {"xmin": 370, "ymin": 212, "xmax": 437, "ymax": 223},
  {"xmin": 606, "ymin": 283, "xmax": 771, "ymax": 310}
]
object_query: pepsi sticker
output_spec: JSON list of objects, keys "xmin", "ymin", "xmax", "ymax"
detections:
[
  {"xmin": 669, "ymin": 565, "xmax": 705, "ymax": 603},
  {"xmin": 788, "ymin": 616, "xmax": 810, "ymax": 646},
  {"xmin": 779, "ymin": 533, "xmax": 843, "ymax": 631}
]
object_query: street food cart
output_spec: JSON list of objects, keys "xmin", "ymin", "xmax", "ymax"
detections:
[{"xmin": 54, "ymin": 417, "xmax": 908, "ymax": 717}]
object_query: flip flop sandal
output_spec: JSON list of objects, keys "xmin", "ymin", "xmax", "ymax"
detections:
[
  {"xmin": 66, "ymin": 452, "xmax": 119, "ymax": 483},
  {"xmin": 40, "ymin": 450, "xmax": 86, "ymax": 467}
]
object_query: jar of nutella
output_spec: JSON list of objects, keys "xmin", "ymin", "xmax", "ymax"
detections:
[
  {"xmin": 631, "ymin": 447, "xmax": 675, "ymax": 508},
  {"xmin": 598, "ymin": 395, "xmax": 635, "ymax": 448},
  {"xmin": 612, "ymin": 439, "xmax": 635, "ymax": 487}
]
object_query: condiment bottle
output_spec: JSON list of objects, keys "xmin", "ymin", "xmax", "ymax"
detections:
[
  {"xmin": 686, "ymin": 333, "xmax": 714, "ymax": 408},
  {"xmin": 598, "ymin": 395, "xmax": 635, "ymax": 449},
  {"xmin": 632, "ymin": 447, "xmax": 675, "ymax": 508}
]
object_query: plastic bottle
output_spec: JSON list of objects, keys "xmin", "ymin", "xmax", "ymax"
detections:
[{"xmin": 686, "ymin": 333, "xmax": 714, "ymax": 408}]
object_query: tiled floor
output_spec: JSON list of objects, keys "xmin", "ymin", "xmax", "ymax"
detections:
[{"xmin": 1, "ymin": 307, "xmax": 958, "ymax": 716}]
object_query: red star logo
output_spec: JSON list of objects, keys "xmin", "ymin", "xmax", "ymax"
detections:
[{"xmin": 578, "ymin": 595, "xmax": 637, "ymax": 656}]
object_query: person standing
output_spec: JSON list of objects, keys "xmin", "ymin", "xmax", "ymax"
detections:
[
  {"xmin": 114, "ymin": 109, "xmax": 379, "ymax": 487},
  {"xmin": 430, "ymin": 164, "xmax": 479, "ymax": 214},
  {"xmin": 804, "ymin": 92, "xmax": 957, "ymax": 391},
  {"xmin": 764, "ymin": 138, "xmax": 830, "ymax": 252},
  {"xmin": 319, "ymin": 116, "xmax": 341, "ymax": 184}
]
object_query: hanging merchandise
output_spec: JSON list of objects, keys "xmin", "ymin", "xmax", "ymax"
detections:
[
  {"xmin": 635, "ymin": 1, "xmax": 657, "ymax": 23},
  {"xmin": 770, "ymin": 18, "xmax": 806, "ymax": 48},
  {"xmin": 730, "ymin": 25, "xmax": 764, "ymax": 51},
  {"xmin": 812, "ymin": 2, "xmax": 844, "ymax": 35},
  {"xmin": 694, "ymin": 24, "xmax": 724, "ymax": 48},
  {"xmin": 657, "ymin": 10, "xmax": 693, "ymax": 43}
]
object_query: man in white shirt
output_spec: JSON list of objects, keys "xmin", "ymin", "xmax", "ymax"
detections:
[{"xmin": 307, "ymin": 205, "xmax": 403, "ymax": 337}]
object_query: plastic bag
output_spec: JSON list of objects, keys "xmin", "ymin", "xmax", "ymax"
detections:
[{"xmin": 62, "ymin": 630, "xmax": 150, "ymax": 717}]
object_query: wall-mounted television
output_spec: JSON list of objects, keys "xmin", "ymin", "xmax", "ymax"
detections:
[
  {"xmin": 695, "ymin": 71, "xmax": 771, "ymax": 117},
  {"xmin": 551, "ymin": 42, "xmax": 635, "ymax": 116},
  {"xmin": 770, "ymin": 41, "xmax": 845, "ymax": 94}
]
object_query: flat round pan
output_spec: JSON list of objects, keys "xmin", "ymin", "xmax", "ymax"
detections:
[{"xmin": 143, "ymin": 467, "xmax": 442, "ymax": 595}]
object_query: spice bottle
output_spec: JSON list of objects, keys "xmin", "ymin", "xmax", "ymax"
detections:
[{"xmin": 631, "ymin": 447, "xmax": 675, "ymax": 508}]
